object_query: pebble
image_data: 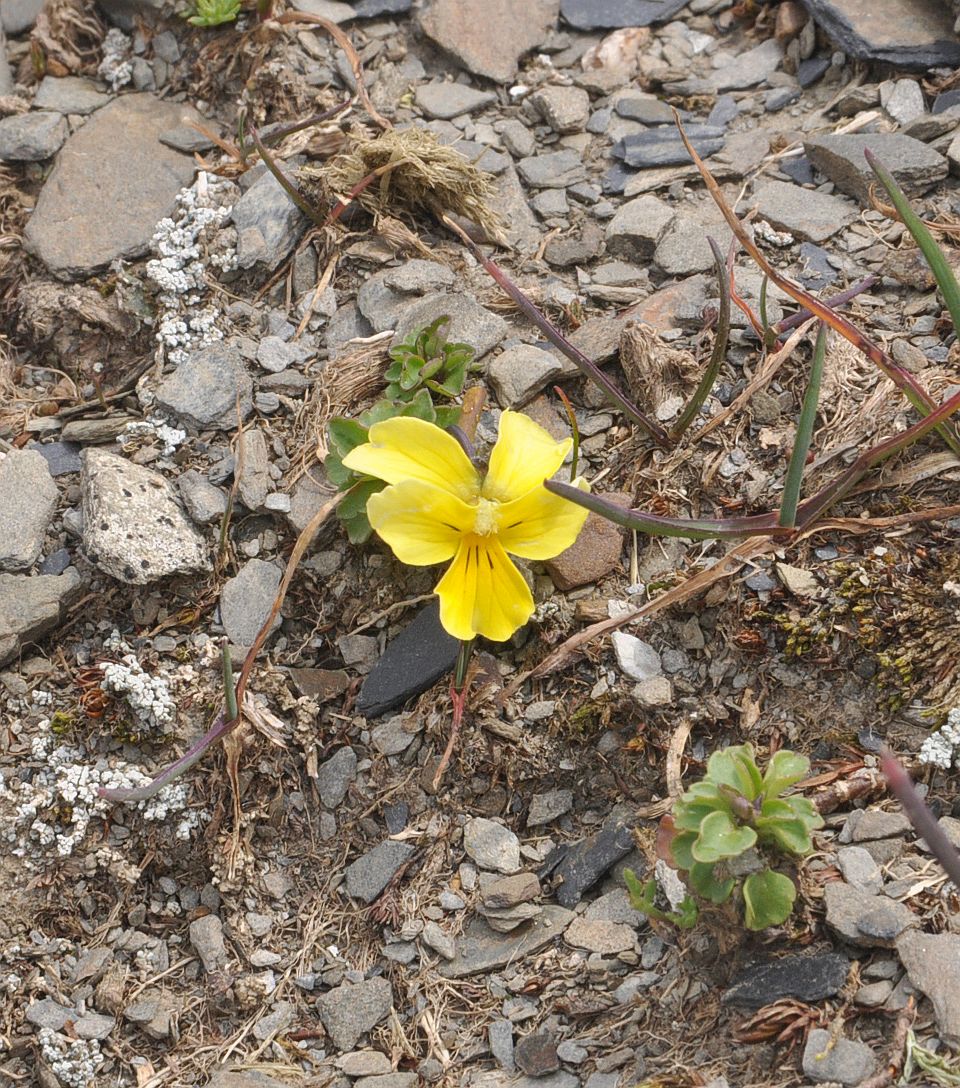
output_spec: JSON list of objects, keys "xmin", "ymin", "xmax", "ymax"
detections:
[
  {"xmin": 464, "ymin": 818, "xmax": 521, "ymax": 873},
  {"xmin": 153, "ymin": 342, "xmax": 254, "ymax": 431},
  {"xmin": 415, "ymin": 81, "xmax": 496, "ymax": 119},
  {"xmin": 219, "ymin": 559, "xmax": 282, "ymax": 648},
  {"xmin": 615, "ymin": 123, "xmax": 725, "ymax": 169},
  {"xmin": 722, "ymin": 952, "xmax": 849, "ymax": 1008},
  {"xmin": 517, "ymin": 149, "xmax": 587, "ymax": 189},
  {"xmin": 527, "ymin": 789, "xmax": 573, "ymax": 827},
  {"xmin": 391, "ymin": 292, "xmax": 508, "ymax": 359},
  {"xmin": 752, "ymin": 179, "xmax": 856, "ymax": 243},
  {"xmin": 515, "ymin": 1032, "xmax": 560, "ymax": 1077},
  {"xmin": 896, "ymin": 930, "xmax": 960, "ymax": 1045},
  {"xmin": 604, "ymin": 195, "xmax": 675, "ymax": 261},
  {"xmin": 488, "ymin": 343, "xmax": 572, "ymax": 408},
  {"xmin": 836, "ymin": 846, "xmax": 883, "ymax": 893},
  {"xmin": 233, "ymin": 165, "xmax": 308, "ymax": 270},
  {"xmin": 236, "ymin": 428, "xmax": 271, "ymax": 511},
  {"xmin": 610, "ymin": 632, "xmax": 662, "ymax": 682},
  {"xmin": 560, "ymin": 0, "xmax": 687, "ymax": 29},
  {"xmin": 178, "ymin": 470, "xmax": 228, "ymax": 524},
  {"xmin": 34, "ymin": 75, "xmax": 111, "ymax": 114},
  {"xmin": 371, "ymin": 714, "xmax": 416, "ymax": 756},
  {"xmin": 501, "ymin": 119, "xmax": 536, "ymax": 158},
  {"xmin": 25, "ymin": 998, "xmax": 74, "ymax": 1030},
  {"xmin": 318, "ymin": 976, "xmax": 393, "ymax": 1051},
  {"xmin": 802, "ymin": 1028, "xmax": 876, "ymax": 1086},
  {"xmin": 189, "ymin": 915, "xmax": 228, "ymax": 974},
  {"xmin": 803, "ymin": 132, "xmax": 948, "ymax": 203},
  {"xmin": 823, "ymin": 882, "xmax": 917, "ymax": 948},
  {"xmin": 440, "ymin": 905, "xmax": 574, "ymax": 979},
  {"xmin": 0, "ymin": 449, "xmax": 58, "ymax": 572},
  {"xmin": 708, "ymin": 37, "xmax": 782, "ymax": 91},
  {"xmin": 531, "ymin": 85, "xmax": 591, "ymax": 134},
  {"xmin": 545, "ymin": 503, "xmax": 627, "ymax": 591},
  {"xmin": 545, "ymin": 805, "xmax": 636, "ymax": 908},
  {"xmin": 0, "ymin": 111, "xmax": 67, "ymax": 162},
  {"xmin": 253, "ymin": 1000, "xmax": 293, "ymax": 1040},
  {"xmin": 880, "ymin": 78, "xmax": 925, "ymax": 126},
  {"xmin": 318, "ymin": 746, "xmax": 357, "ymax": 808},
  {"xmin": 337, "ymin": 1051, "xmax": 393, "ymax": 1077},
  {"xmin": 482, "ymin": 873, "xmax": 541, "ymax": 908},
  {"xmin": 565, "ymin": 917, "xmax": 636, "ymax": 954},
  {"xmin": 421, "ymin": 920, "xmax": 456, "ymax": 960},
  {"xmin": 489, "ymin": 1018, "xmax": 515, "ymax": 1070},
  {"xmin": 344, "ymin": 840, "xmax": 415, "ymax": 903}
]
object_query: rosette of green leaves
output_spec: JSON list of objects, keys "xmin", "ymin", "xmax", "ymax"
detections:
[
  {"xmin": 185, "ymin": 0, "xmax": 240, "ymax": 26},
  {"xmin": 668, "ymin": 744, "xmax": 823, "ymax": 930},
  {"xmin": 385, "ymin": 315, "xmax": 477, "ymax": 403}
]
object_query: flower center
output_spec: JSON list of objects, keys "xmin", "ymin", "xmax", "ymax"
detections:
[{"xmin": 473, "ymin": 497, "xmax": 499, "ymax": 537}]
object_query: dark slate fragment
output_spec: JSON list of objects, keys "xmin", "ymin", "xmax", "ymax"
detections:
[
  {"xmin": 614, "ymin": 124, "xmax": 725, "ymax": 169},
  {"xmin": 28, "ymin": 440, "xmax": 82, "ymax": 477},
  {"xmin": 797, "ymin": 55, "xmax": 830, "ymax": 88},
  {"xmin": 934, "ymin": 89, "xmax": 960, "ymax": 114},
  {"xmin": 722, "ymin": 953, "xmax": 850, "ymax": 1008},
  {"xmin": 541, "ymin": 804, "xmax": 635, "ymax": 907},
  {"xmin": 797, "ymin": 242, "xmax": 839, "ymax": 288},
  {"xmin": 357, "ymin": 600, "xmax": 458, "ymax": 718},
  {"xmin": 780, "ymin": 155, "xmax": 815, "ymax": 186},
  {"xmin": 799, "ymin": 0, "xmax": 960, "ymax": 69},
  {"xmin": 561, "ymin": 0, "xmax": 687, "ymax": 30},
  {"xmin": 601, "ymin": 162, "xmax": 635, "ymax": 195},
  {"xmin": 349, "ymin": 0, "xmax": 411, "ymax": 14}
]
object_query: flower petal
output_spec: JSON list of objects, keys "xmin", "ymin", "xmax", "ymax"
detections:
[
  {"xmin": 342, "ymin": 417, "xmax": 479, "ymax": 501},
  {"xmin": 483, "ymin": 410, "xmax": 572, "ymax": 503},
  {"xmin": 496, "ymin": 476, "xmax": 591, "ymax": 559},
  {"xmin": 367, "ymin": 480, "xmax": 473, "ymax": 565},
  {"xmin": 435, "ymin": 535, "xmax": 534, "ymax": 642}
]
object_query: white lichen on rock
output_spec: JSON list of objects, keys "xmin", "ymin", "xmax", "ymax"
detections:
[
  {"xmin": 919, "ymin": 707, "xmax": 960, "ymax": 771},
  {"xmin": 118, "ymin": 418, "xmax": 187, "ymax": 458},
  {"xmin": 101, "ymin": 655, "xmax": 177, "ymax": 735},
  {"xmin": 38, "ymin": 1029, "xmax": 103, "ymax": 1088},
  {"xmin": 97, "ymin": 28, "xmax": 133, "ymax": 91}
]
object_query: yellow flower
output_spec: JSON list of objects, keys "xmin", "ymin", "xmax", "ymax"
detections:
[{"xmin": 342, "ymin": 410, "xmax": 590, "ymax": 642}]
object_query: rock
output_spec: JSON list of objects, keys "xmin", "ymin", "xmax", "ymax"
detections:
[
  {"xmin": 482, "ymin": 873, "xmax": 541, "ymax": 908},
  {"xmin": 288, "ymin": 667, "xmax": 350, "ymax": 703},
  {"xmin": 501, "ymin": 120, "xmax": 536, "ymax": 159},
  {"xmin": 0, "ymin": 568, "xmax": 81, "ymax": 666},
  {"xmin": 72, "ymin": 1011, "xmax": 115, "ymax": 1040},
  {"xmin": 801, "ymin": 1028, "xmax": 876, "ymax": 1086},
  {"xmin": 0, "ymin": 450, "xmax": 57, "ymax": 572},
  {"xmin": 633, "ymin": 675, "xmax": 672, "ymax": 707},
  {"xmin": 318, "ymin": 746, "xmax": 357, "ymax": 808},
  {"xmin": 803, "ymin": 133, "xmax": 948, "ymax": 204},
  {"xmin": 357, "ymin": 601, "xmax": 459, "ymax": 717},
  {"xmin": 560, "ymin": 0, "xmax": 686, "ymax": 29},
  {"xmin": 415, "ymin": 81, "xmax": 496, "ymax": 119},
  {"xmin": 80, "ymin": 449, "xmax": 208, "ymax": 585},
  {"xmin": 25, "ymin": 998, "xmax": 74, "ymax": 1030},
  {"xmin": 235, "ymin": 428, "xmax": 271, "ymax": 511},
  {"xmin": 527, "ymin": 789, "xmax": 573, "ymax": 827},
  {"xmin": 800, "ymin": 0, "xmax": 960, "ymax": 68},
  {"xmin": 517, "ymin": 149, "xmax": 587, "ymax": 188},
  {"xmin": 752, "ymin": 179, "xmax": 857, "ymax": 243},
  {"xmin": 614, "ymin": 124, "xmax": 725, "ymax": 169},
  {"xmin": 344, "ymin": 840, "xmax": 415, "ymax": 903},
  {"xmin": 488, "ymin": 344, "xmax": 573, "ymax": 408},
  {"xmin": 881, "ymin": 78, "xmax": 925, "ymax": 126},
  {"xmin": 604, "ymin": 195, "xmax": 675, "ymax": 261},
  {"xmin": 440, "ymin": 905, "xmax": 574, "ymax": 978},
  {"xmin": 836, "ymin": 846, "xmax": 883, "ymax": 893},
  {"xmin": 189, "ymin": 915, "xmax": 228, "ymax": 974},
  {"xmin": 337, "ymin": 1052, "xmax": 393, "ymax": 1077},
  {"xmin": 489, "ymin": 1019, "xmax": 515, "ymax": 1070},
  {"xmin": 722, "ymin": 953, "xmax": 850, "ymax": 1008},
  {"xmin": 421, "ymin": 920, "xmax": 456, "ymax": 960},
  {"xmin": 584, "ymin": 888, "xmax": 647, "ymax": 928},
  {"xmin": 207, "ymin": 1069, "xmax": 291, "ymax": 1088},
  {"xmin": 318, "ymin": 977, "xmax": 393, "ymax": 1051},
  {"xmin": 482, "ymin": 903, "xmax": 543, "ymax": 932},
  {"xmin": 514, "ymin": 1073, "xmax": 578, "ymax": 1088},
  {"xmin": 153, "ymin": 342, "xmax": 254, "ymax": 431},
  {"xmin": 2, "ymin": 0, "xmax": 45, "ymax": 33},
  {"xmin": 565, "ymin": 917, "xmax": 636, "ymax": 954},
  {"xmin": 823, "ymin": 883, "xmax": 917, "ymax": 948},
  {"xmin": 544, "ymin": 220, "xmax": 605, "ymax": 267},
  {"xmin": 708, "ymin": 37, "xmax": 782, "ymax": 91},
  {"xmin": 610, "ymin": 633, "xmax": 662, "ymax": 682},
  {"xmin": 24, "ymin": 95, "xmax": 201, "ymax": 280},
  {"xmin": 28, "ymin": 440, "xmax": 82, "ymax": 478},
  {"xmin": 515, "ymin": 1032, "xmax": 560, "ymax": 1077},
  {"xmin": 544, "ymin": 804, "xmax": 635, "ymax": 907},
  {"xmin": 419, "ymin": 0, "xmax": 559, "ymax": 84},
  {"xmin": 253, "ymin": 1001, "xmax": 294, "ymax": 1041},
  {"xmin": 357, "ymin": 260, "xmax": 457, "ymax": 332},
  {"xmin": 233, "ymin": 165, "xmax": 308, "ymax": 271},
  {"xmin": 849, "ymin": 810, "xmax": 910, "ymax": 841},
  {"xmin": 33, "ymin": 75, "xmax": 110, "ymax": 114},
  {"xmin": 532, "ymin": 85, "xmax": 591, "ymax": 134},
  {"xmin": 219, "ymin": 559, "xmax": 282, "ymax": 648},
  {"xmin": 178, "ymin": 470, "xmax": 227, "ymax": 525},
  {"xmin": 257, "ymin": 336, "xmax": 307, "ymax": 373},
  {"xmin": 464, "ymin": 818, "xmax": 521, "ymax": 873},
  {"xmin": 353, "ymin": 1076, "xmax": 417, "ymax": 1088},
  {"xmin": 0, "ymin": 111, "xmax": 67, "ymax": 162},
  {"xmin": 654, "ymin": 212, "xmax": 732, "ymax": 276},
  {"xmin": 895, "ymin": 930, "xmax": 960, "ymax": 1045},
  {"xmin": 391, "ymin": 292, "xmax": 508, "ymax": 359},
  {"xmin": 371, "ymin": 715, "xmax": 416, "ymax": 756},
  {"xmin": 615, "ymin": 92, "xmax": 674, "ymax": 125}
]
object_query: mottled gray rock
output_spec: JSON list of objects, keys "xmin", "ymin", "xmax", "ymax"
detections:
[
  {"xmin": 527, "ymin": 789, "xmax": 573, "ymax": 828},
  {"xmin": 257, "ymin": 335, "xmax": 308, "ymax": 373},
  {"xmin": 604, "ymin": 195, "xmax": 674, "ymax": 261},
  {"xmin": 391, "ymin": 292, "xmax": 508, "ymax": 359},
  {"xmin": 709, "ymin": 37, "xmax": 782, "ymax": 91},
  {"xmin": 722, "ymin": 953, "xmax": 850, "ymax": 1008},
  {"xmin": 482, "ymin": 872, "xmax": 541, "ymax": 908},
  {"xmin": 337, "ymin": 1052, "xmax": 393, "ymax": 1077},
  {"xmin": 836, "ymin": 846, "xmax": 883, "ymax": 893},
  {"xmin": 421, "ymin": 920, "xmax": 456, "ymax": 960},
  {"xmin": 896, "ymin": 930, "xmax": 960, "ymax": 1045},
  {"xmin": 34, "ymin": 76, "xmax": 110, "ymax": 114},
  {"xmin": 614, "ymin": 92, "xmax": 673, "ymax": 124},
  {"xmin": 517, "ymin": 149, "xmax": 587, "ymax": 188},
  {"xmin": 544, "ymin": 804, "xmax": 635, "ymax": 907},
  {"xmin": 153, "ymin": 342, "xmax": 253, "ymax": 431},
  {"xmin": 800, "ymin": 0, "xmax": 960, "ymax": 68},
  {"xmin": 515, "ymin": 1032, "xmax": 559, "ymax": 1077},
  {"xmin": 880, "ymin": 78, "xmax": 925, "ymax": 126},
  {"xmin": 1, "ymin": 0, "xmax": 45, "ymax": 34},
  {"xmin": 25, "ymin": 998, "xmax": 74, "ymax": 1030},
  {"xmin": 565, "ymin": 916, "xmax": 635, "ymax": 954},
  {"xmin": 653, "ymin": 210, "xmax": 733, "ymax": 276},
  {"xmin": 0, "ymin": 568, "xmax": 80, "ymax": 666},
  {"xmin": 0, "ymin": 111, "xmax": 67, "ymax": 162},
  {"xmin": 488, "ymin": 344, "xmax": 573, "ymax": 408},
  {"xmin": 752, "ymin": 179, "xmax": 857, "ymax": 242},
  {"xmin": 357, "ymin": 260, "xmax": 456, "ymax": 332},
  {"xmin": 0, "ymin": 449, "xmax": 57, "ymax": 572},
  {"xmin": 501, "ymin": 119, "xmax": 536, "ymax": 158},
  {"xmin": 419, "ymin": 0, "xmax": 558, "ymax": 83},
  {"xmin": 802, "ymin": 1028, "xmax": 876, "ymax": 1086},
  {"xmin": 415, "ymin": 81, "xmax": 496, "ymax": 119},
  {"xmin": 371, "ymin": 715, "xmax": 416, "ymax": 756},
  {"xmin": 489, "ymin": 1019, "xmax": 515, "ymax": 1070},
  {"xmin": 823, "ymin": 882, "xmax": 917, "ymax": 948},
  {"xmin": 189, "ymin": 915, "xmax": 228, "ymax": 974},
  {"xmin": 610, "ymin": 633, "xmax": 662, "ymax": 682},
  {"xmin": 440, "ymin": 905, "xmax": 573, "ymax": 978},
  {"xmin": 24, "ymin": 95, "xmax": 201, "ymax": 279},
  {"xmin": 848, "ymin": 809, "xmax": 911, "ymax": 841},
  {"xmin": 804, "ymin": 132, "xmax": 948, "ymax": 203},
  {"xmin": 344, "ymin": 840, "xmax": 415, "ymax": 903},
  {"xmin": 464, "ymin": 818, "xmax": 521, "ymax": 873},
  {"xmin": 80, "ymin": 449, "xmax": 208, "ymax": 584},
  {"xmin": 219, "ymin": 559, "xmax": 282, "ymax": 648},
  {"xmin": 73, "ymin": 1011, "xmax": 116, "ymax": 1040},
  {"xmin": 318, "ymin": 977, "xmax": 393, "ymax": 1050},
  {"xmin": 232, "ymin": 165, "xmax": 308, "ymax": 270},
  {"xmin": 236, "ymin": 428, "xmax": 271, "ymax": 511},
  {"xmin": 560, "ymin": 0, "xmax": 685, "ymax": 28},
  {"xmin": 178, "ymin": 470, "xmax": 227, "ymax": 525},
  {"xmin": 531, "ymin": 84, "xmax": 591, "ymax": 134},
  {"xmin": 615, "ymin": 124, "xmax": 725, "ymax": 169}
]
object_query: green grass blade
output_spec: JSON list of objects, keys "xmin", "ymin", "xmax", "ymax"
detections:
[{"xmin": 779, "ymin": 322, "xmax": 826, "ymax": 528}]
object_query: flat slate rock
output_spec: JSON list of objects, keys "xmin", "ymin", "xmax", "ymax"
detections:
[
  {"xmin": 541, "ymin": 804, "xmax": 635, "ymax": 907},
  {"xmin": 722, "ymin": 953, "xmax": 850, "ymax": 1008},
  {"xmin": 232, "ymin": 165, "xmax": 308, "ymax": 271},
  {"xmin": 24, "ymin": 94, "xmax": 201, "ymax": 280},
  {"xmin": 0, "ymin": 568, "xmax": 82, "ymax": 667},
  {"xmin": 803, "ymin": 132, "xmax": 948, "ymax": 203},
  {"xmin": 440, "ymin": 905, "xmax": 573, "ymax": 978},
  {"xmin": 357, "ymin": 600, "xmax": 458, "ymax": 717},
  {"xmin": 615, "ymin": 124, "xmax": 726, "ymax": 169},
  {"xmin": 153, "ymin": 342, "xmax": 254, "ymax": 431},
  {"xmin": 560, "ymin": 0, "xmax": 686, "ymax": 29},
  {"xmin": 801, "ymin": 0, "xmax": 960, "ymax": 68},
  {"xmin": 0, "ymin": 449, "xmax": 58, "ymax": 572},
  {"xmin": 0, "ymin": 111, "xmax": 67, "ymax": 162}
]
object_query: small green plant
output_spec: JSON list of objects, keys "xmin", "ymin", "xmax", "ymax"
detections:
[
  {"xmin": 325, "ymin": 316, "xmax": 478, "ymax": 542},
  {"xmin": 627, "ymin": 744, "xmax": 823, "ymax": 931},
  {"xmin": 185, "ymin": 0, "xmax": 240, "ymax": 27}
]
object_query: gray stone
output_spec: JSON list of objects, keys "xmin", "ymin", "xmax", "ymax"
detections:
[
  {"xmin": 419, "ymin": 0, "xmax": 558, "ymax": 84},
  {"xmin": 354, "ymin": 1075, "xmax": 417, "ymax": 1088},
  {"xmin": 391, "ymin": 292, "xmax": 508, "ymax": 359},
  {"xmin": 482, "ymin": 903, "xmax": 543, "ymax": 933},
  {"xmin": 0, "ymin": 450, "xmax": 57, "ymax": 572},
  {"xmin": 421, "ymin": 920, "xmax": 456, "ymax": 960},
  {"xmin": 415, "ymin": 81, "xmax": 496, "ymax": 119},
  {"xmin": 236, "ymin": 428, "xmax": 271, "ymax": 511},
  {"xmin": 357, "ymin": 261, "xmax": 455, "ymax": 332},
  {"xmin": 440, "ymin": 904, "xmax": 574, "ymax": 978},
  {"xmin": 614, "ymin": 92, "xmax": 673, "ymax": 124},
  {"xmin": 850, "ymin": 810, "xmax": 911, "ymax": 841},
  {"xmin": 337, "ymin": 632, "xmax": 379, "ymax": 671},
  {"xmin": 633, "ymin": 676, "xmax": 673, "ymax": 707},
  {"xmin": 371, "ymin": 715, "xmax": 415, "ymax": 756},
  {"xmin": 611, "ymin": 632, "xmax": 662, "ymax": 682},
  {"xmin": 344, "ymin": 840, "xmax": 415, "ymax": 903},
  {"xmin": 72, "ymin": 1011, "xmax": 115, "ymax": 1040},
  {"xmin": 880, "ymin": 79, "xmax": 925, "ymax": 126},
  {"xmin": 28, "ymin": 440, "xmax": 82, "ymax": 477},
  {"xmin": 189, "ymin": 915, "xmax": 228, "ymax": 974},
  {"xmin": 25, "ymin": 998, "xmax": 74, "ymax": 1030},
  {"xmin": 0, "ymin": 111, "xmax": 67, "ymax": 162},
  {"xmin": 529, "ymin": 189, "xmax": 569, "ymax": 218},
  {"xmin": 836, "ymin": 846, "xmax": 883, "ymax": 893},
  {"xmin": 80, "ymin": 449, "xmax": 208, "ymax": 584},
  {"xmin": 482, "ymin": 873, "xmax": 541, "ymax": 909},
  {"xmin": 2, "ymin": 0, "xmax": 45, "ymax": 34},
  {"xmin": 560, "ymin": 0, "xmax": 686, "ymax": 29},
  {"xmin": 464, "ymin": 818, "xmax": 521, "ymax": 873},
  {"xmin": 500, "ymin": 119, "xmax": 535, "ymax": 158},
  {"xmin": 318, "ymin": 977, "xmax": 393, "ymax": 1051},
  {"xmin": 804, "ymin": 133, "xmax": 948, "ymax": 203},
  {"xmin": 604, "ymin": 195, "xmax": 674, "ymax": 261},
  {"xmin": 544, "ymin": 804, "xmax": 635, "ymax": 908},
  {"xmin": 722, "ymin": 953, "xmax": 850, "ymax": 1008},
  {"xmin": 257, "ymin": 335, "xmax": 307, "ymax": 373},
  {"xmin": 544, "ymin": 220, "xmax": 604, "ymax": 267},
  {"xmin": 233, "ymin": 165, "xmax": 308, "ymax": 271},
  {"xmin": 517, "ymin": 149, "xmax": 587, "ymax": 188},
  {"xmin": 896, "ymin": 930, "xmax": 960, "ymax": 1045},
  {"xmin": 154, "ymin": 342, "xmax": 253, "ymax": 431},
  {"xmin": 823, "ymin": 882, "xmax": 917, "ymax": 948},
  {"xmin": 708, "ymin": 37, "xmax": 782, "ymax": 91},
  {"xmin": 337, "ymin": 1052, "xmax": 393, "ymax": 1077},
  {"xmin": 565, "ymin": 916, "xmax": 635, "ymax": 954},
  {"xmin": 584, "ymin": 889, "xmax": 647, "ymax": 928},
  {"xmin": 34, "ymin": 76, "xmax": 110, "ymax": 114},
  {"xmin": 527, "ymin": 789, "xmax": 573, "ymax": 827},
  {"xmin": 802, "ymin": 1028, "xmax": 876, "ymax": 1086},
  {"xmin": 489, "ymin": 1019, "xmax": 515, "ymax": 1070},
  {"xmin": 494, "ymin": 163, "xmax": 542, "ymax": 255},
  {"xmin": 488, "ymin": 344, "xmax": 572, "ymax": 408},
  {"xmin": 515, "ymin": 1032, "xmax": 559, "ymax": 1076},
  {"xmin": 556, "ymin": 1041, "xmax": 588, "ymax": 1064},
  {"xmin": 615, "ymin": 124, "xmax": 725, "ymax": 168},
  {"xmin": 752, "ymin": 179, "xmax": 857, "ymax": 242},
  {"xmin": 800, "ymin": 0, "xmax": 960, "ymax": 68},
  {"xmin": 513, "ymin": 1073, "xmax": 578, "ymax": 1088},
  {"xmin": 0, "ymin": 568, "xmax": 81, "ymax": 666},
  {"xmin": 177, "ymin": 470, "xmax": 227, "ymax": 525},
  {"xmin": 253, "ymin": 1001, "xmax": 294, "ymax": 1041},
  {"xmin": 316, "ymin": 743, "xmax": 357, "ymax": 805},
  {"xmin": 532, "ymin": 85, "xmax": 591, "ymax": 134},
  {"xmin": 219, "ymin": 559, "xmax": 282, "ymax": 648},
  {"xmin": 653, "ymin": 213, "xmax": 732, "ymax": 276},
  {"xmin": 24, "ymin": 96, "xmax": 201, "ymax": 279}
]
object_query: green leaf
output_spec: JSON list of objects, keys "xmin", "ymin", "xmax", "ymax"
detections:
[
  {"xmin": 343, "ymin": 511, "xmax": 373, "ymax": 544},
  {"xmin": 692, "ymin": 810, "xmax": 757, "ymax": 864},
  {"xmin": 761, "ymin": 749, "xmax": 811, "ymax": 798},
  {"xmin": 434, "ymin": 405, "xmax": 463, "ymax": 429},
  {"xmin": 756, "ymin": 814, "xmax": 815, "ymax": 855},
  {"xmin": 688, "ymin": 861, "xmax": 735, "ymax": 903},
  {"xmin": 623, "ymin": 868, "xmax": 656, "ymax": 912},
  {"xmin": 707, "ymin": 745, "xmax": 762, "ymax": 799},
  {"xmin": 742, "ymin": 869, "xmax": 797, "ymax": 930},
  {"xmin": 328, "ymin": 418, "xmax": 369, "ymax": 457},
  {"xmin": 669, "ymin": 830, "xmax": 698, "ymax": 870},
  {"xmin": 788, "ymin": 795, "xmax": 825, "ymax": 833},
  {"xmin": 779, "ymin": 321, "xmax": 826, "ymax": 529},
  {"xmin": 338, "ymin": 478, "xmax": 384, "ymax": 521},
  {"xmin": 673, "ymin": 794, "xmax": 725, "ymax": 833},
  {"xmin": 324, "ymin": 450, "xmax": 356, "ymax": 490}
]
